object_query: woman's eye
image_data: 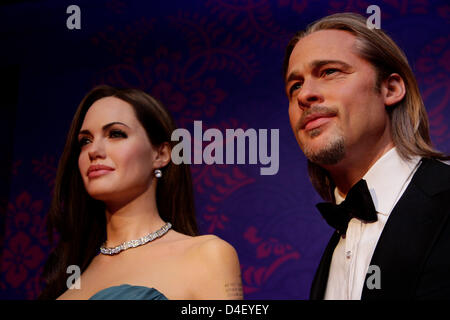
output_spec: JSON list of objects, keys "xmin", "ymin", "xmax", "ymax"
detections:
[
  {"xmin": 78, "ymin": 137, "xmax": 90, "ymax": 147},
  {"xmin": 109, "ymin": 130, "xmax": 127, "ymax": 138}
]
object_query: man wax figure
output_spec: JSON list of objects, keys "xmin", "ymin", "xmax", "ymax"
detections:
[{"xmin": 283, "ymin": 13, "xmax": 450, "ymax": 300}]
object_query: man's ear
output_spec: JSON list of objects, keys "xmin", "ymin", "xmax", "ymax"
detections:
[
  {"xmin": 382, "ymin": 73, "xmax": 406, "ymax": 108},
  {"xmin": 153, "ymin": 142, "xmax": 171, "ymax": 169}
]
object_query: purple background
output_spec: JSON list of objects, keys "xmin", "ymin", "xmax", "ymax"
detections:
[{"xmin": 0, "ymin": 0, "xmax": 449, "ymax": 299}]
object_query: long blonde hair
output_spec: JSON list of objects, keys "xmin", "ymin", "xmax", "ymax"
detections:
[{"xmin": 283, "ymin": 13, "xmax": 449, "ymax": 201}]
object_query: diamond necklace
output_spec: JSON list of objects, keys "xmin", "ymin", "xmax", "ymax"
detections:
[{"xmin": 100, "ymin": 222, "xmax": 172, "ymax": 255}]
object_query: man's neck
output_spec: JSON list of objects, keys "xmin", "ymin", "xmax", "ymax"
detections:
[{"xmin": 324, "ymin": 143, "xmax": 395, "ymax": 197}]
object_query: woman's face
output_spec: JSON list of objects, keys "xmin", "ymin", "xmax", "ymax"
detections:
[{"xmin": 77, "ymin": 96, "xmax": 157, "ymax": 203}]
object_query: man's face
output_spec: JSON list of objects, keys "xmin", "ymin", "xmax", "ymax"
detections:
[{"xmin": 285, "ymin": 29, "xmax": 392, "ymax": 167}]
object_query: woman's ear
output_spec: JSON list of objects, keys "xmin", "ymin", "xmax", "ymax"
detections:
[
  {"xmin": 382, "ymin": 73, "xmax": 406, "ymax": 108},
  {"xmin": 153, "ymin": 142, "xmax": 171, "ymax": 169}
]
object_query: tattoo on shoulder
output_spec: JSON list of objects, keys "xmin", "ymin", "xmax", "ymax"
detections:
[{"xmin": 224, "ymin": 282, "xmax": 243, "ymax": 298}]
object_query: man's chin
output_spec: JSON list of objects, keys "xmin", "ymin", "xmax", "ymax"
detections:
[
  {"xmin": 300, "ymin": 136, "xmax": 345, "ymax": 166},
  {"xmin": 298, "ymin": 126, "xmax": 330, "ymax": 145}
]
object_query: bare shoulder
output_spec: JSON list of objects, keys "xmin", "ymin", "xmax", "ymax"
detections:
[
  {"xmin": 167, "ymin": 233, "xmax": 238, "ymax": 257},
  {"xmin": 188, "ymin": 234, "xmax": 238, "ymax": 258},
  {"xmin": 182, "ymin": 234, "xmax": 243, "ymax": 299}
]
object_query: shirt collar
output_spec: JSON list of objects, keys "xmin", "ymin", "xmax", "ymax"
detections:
[{"xmin": 335, "ymin": 147, "xmax": 421, "ymax": 216}]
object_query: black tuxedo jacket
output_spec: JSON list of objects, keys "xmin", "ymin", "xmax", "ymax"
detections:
[{"xmin": 310, "ymin": 158, "xmax": 450, "ymax": 300}]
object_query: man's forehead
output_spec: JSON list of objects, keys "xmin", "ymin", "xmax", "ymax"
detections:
[{"xmin": 288, "ymin": 29, "xmax": 358, "ymax": 72}]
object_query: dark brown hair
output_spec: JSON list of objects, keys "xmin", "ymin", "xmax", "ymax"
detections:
[
  {"xmin": 39, "ymin": 85, "xmax": 198, "ymax": 299},
  {"xmin": 283, "ymin": 13, "xmax": 449, "ymax": 201}
]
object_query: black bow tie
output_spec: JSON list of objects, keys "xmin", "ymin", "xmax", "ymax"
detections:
[{"xmin": 316, "ymin": 179, "xmax": 378, "ymax": 236}]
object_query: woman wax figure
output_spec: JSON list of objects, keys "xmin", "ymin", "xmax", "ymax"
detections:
[{"xmin": 38, "ymin": 85, "xmax": 243, "ymax": 300}]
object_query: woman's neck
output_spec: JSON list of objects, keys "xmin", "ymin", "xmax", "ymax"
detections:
[{"xmin": 103, "ymin": 188, "xmax": 165, "ymax": 247}]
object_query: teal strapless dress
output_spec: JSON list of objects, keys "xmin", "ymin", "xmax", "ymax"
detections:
[{"xmin": 89, "ymin": 284, "xmax": 168, "ymax": 300}]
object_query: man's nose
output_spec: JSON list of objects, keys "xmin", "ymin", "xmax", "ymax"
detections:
[
  {"xmin": 296, "ymin": 79, "xmax": 323, "ymax": 110},
  {"xmin": 88, "ymin": 139, "xmax": 106, "ymax": 161}
]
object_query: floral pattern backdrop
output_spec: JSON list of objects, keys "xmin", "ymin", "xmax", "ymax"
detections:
[{"xmin": 0, "ymin": 0, "xmax": 449, "ymax": 299}]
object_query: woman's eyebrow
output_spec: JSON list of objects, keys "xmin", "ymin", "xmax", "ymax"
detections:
[{"xmin": 78, "ymin": 121, "xmax": 130, "ymax": 135}]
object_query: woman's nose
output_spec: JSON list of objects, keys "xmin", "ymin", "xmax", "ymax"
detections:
[{"xmin": 88, "ymin": 139, "xmax": 106, "ymax": 161}]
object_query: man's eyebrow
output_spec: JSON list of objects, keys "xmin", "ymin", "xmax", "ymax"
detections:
[
  {"xmin": 309, "ymin": 59, "xmax": 352, "ymax": 71},
  {"xmin": 285, "ymin": 59, "xmax": 352, "ymax": 83},
  {"xmin": 285, "ymin": 70, "xmax": 303, "ymax": 84},
  {"xmin": 78, "ymin": 121, "xmax": 130, "ymax": 135}
]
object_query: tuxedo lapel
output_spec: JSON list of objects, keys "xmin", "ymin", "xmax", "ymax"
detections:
[
  {"xmin": 309, "ymin": 231, "xmax": 340, "ymax": 300},
  {"xmin": 361, "ymin": 158, "xmax": 450, "ymax": 299}
]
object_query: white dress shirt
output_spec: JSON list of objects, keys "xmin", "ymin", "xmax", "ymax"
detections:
[{"xmin": 324, "ymin": 147, "xmax": 421, "ymax": 300}]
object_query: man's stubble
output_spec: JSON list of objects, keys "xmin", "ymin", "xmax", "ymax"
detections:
[{"xmin": 299, "ymin": 125, "xmax": 346, "ymax": 166}]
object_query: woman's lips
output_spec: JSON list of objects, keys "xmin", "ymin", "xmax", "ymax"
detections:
[
  {"xmin": 304, "ymin": 116, "xmax": 334, "ymax": 131},
  {"xmin": 87, "ymin": 164, "xmax": 115, "ymax": 178},
  {"xmin": 88, "ymin": 169, "xmax": 114, "ymax": 178}
]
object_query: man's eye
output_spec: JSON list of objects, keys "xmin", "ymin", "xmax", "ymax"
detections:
[
  {"xmin": 289, "ymin": 82, "xmax": 303, "ymax": 96},
  {"xmin": 322, "ymin": 68, "xmax": 339, "ymax": 76}
]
